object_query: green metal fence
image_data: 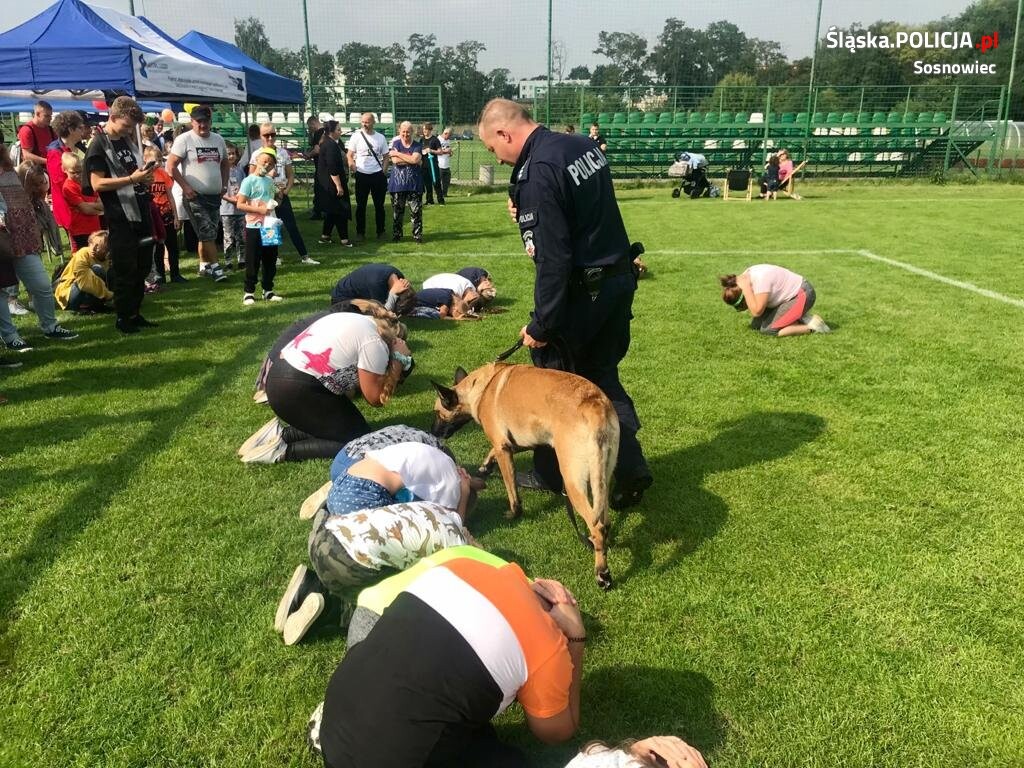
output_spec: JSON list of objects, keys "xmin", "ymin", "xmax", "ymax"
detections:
[
  {"xmin": 307, "ymin": 84, "xmax": 442, "ymax": 133},
  {"xmin": 529, "ymin": 84, "xmax": 1009, "ymax": 178}
]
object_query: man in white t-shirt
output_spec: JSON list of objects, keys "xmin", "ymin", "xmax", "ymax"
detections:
[
  {"xmin": 437, "ymin": 127, "xmax": 453, "ymax": 198},
  {"xmin": 347, "ymin": 112, "xmax": 390, "ymax": 241},
  {"xmin": 166, "ymin": 105, "xmax": 231, "ymax": 281},
  {"xmin": 249, "ymin": 122, "xmax": 318, "ymax": 265}
]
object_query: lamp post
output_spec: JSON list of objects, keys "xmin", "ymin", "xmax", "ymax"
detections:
[
  {"xmin": 302, "ymin": 0, "xmax": 314, "ymax": 114},
  {"xmin": 546, "ymin": 0, "xmax": 552, "ymax": 124}
]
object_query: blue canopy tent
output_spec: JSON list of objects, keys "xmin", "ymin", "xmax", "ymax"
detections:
[
  {"xmin": 177, "ymin": 30, "xmax": 302, "ymax": 105},
  {"xmin": 0, "ymin": 0, "xmax": 246, "ymax": 102}
]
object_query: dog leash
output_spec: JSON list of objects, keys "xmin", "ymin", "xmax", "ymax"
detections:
[{"xmin": 494, "ymin": 338, "xmax": 523, "ymax": 362}]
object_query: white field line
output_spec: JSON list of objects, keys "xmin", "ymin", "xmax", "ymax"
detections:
[
  {"xmin": 378, "ymin": 247, "xmax": 1024, "ymax": 309},
  {"xmin": 854, "ymin": 249, "xmax": 1024, "ymax": 309}
]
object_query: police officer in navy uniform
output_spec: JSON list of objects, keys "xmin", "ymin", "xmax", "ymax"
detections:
[{"xmin": 477, "ymin": 98, "xmax": 652, "ymax": 509}]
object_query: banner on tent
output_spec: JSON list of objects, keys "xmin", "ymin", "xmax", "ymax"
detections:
[{"xmin": 131, "ymin": 48, "xmax": 245, "ymax": 101}]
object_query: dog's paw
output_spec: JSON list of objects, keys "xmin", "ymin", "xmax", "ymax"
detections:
[
  {"xmin": 477, "ymin": 462, "xmax": 495, "ymax": 477},
  {"xmin": 505, "ymin": 502, "xmax": 523, "ymax": 520},
  {"xmin": 596, "ymin": 569, "xmax": 613, "ymax": 591}
]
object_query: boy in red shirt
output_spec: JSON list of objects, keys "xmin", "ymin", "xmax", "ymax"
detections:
[
  {"xmin": 60, "ymin": 153, "xmax": 103, "ymax": 249},
  {"xmin": 145, "ymin": 145, "xmax": 185, "ymax": 283}
]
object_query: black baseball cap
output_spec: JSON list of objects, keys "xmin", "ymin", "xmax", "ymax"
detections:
[{"xmin": 190, "ymin": 105, "xmax": 212, "ymax": 121}]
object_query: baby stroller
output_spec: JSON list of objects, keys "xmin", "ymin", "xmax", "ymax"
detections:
[{"xmin": 668, "ymin": 151, "xmax": 715, "ymax": 198}]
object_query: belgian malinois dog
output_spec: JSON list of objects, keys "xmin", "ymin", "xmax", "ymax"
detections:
[{"xmin": 432, "ymin": 363, "xmax": 620, "ymax": 589}]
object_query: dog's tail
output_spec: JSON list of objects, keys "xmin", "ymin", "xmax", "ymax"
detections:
[{"xmin": 590, "ymin": 415, "xmax": 620, "ymax": 519}]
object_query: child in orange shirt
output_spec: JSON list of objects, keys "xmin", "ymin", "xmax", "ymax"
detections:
[{"xmin": 145, "ymin": 145, "xmax": 185, "ymax": 283}]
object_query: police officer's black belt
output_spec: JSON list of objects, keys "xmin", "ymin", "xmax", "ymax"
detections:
[{"xmin": 572, "ymin": 259, "xmax": 633, "ymax": 279}]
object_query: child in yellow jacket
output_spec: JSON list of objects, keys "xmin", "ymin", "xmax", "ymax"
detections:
[{"xmin": 54, "ymin": 231, "xmax": 114, "ymax": 312}]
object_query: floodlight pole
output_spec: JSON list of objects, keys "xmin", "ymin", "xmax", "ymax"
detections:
[
  {"xmin": 803, "ymin": 0, "xmax": 824, "ymax": 158},
  {"xmin": 1005, "ymin": 0, "xmax": 1024, "ymax": 121},
  {"xmin": 545, "ymin": 0, "xmax": 552, "ymax": 125},
  {"xmin": 302, "ymin": 0, "xmax": 315, "ymax": 114}
]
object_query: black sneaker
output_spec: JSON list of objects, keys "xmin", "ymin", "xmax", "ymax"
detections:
[
  {"xmin": 116, "ymin": 317, "xmax": 139, "ymax": 334},
  {"xmin": 44, "ymin": 326, "xmax": 78, "ymax": 340},
  {"xmin": 0, "ymin": 355, "xmax": 22, "ymax": 369},
  {"xmin": 5, "ymin": 339, "xmax": 32, "ymax": 353},
  {"xmin": 133, "ymin": 315, "xmax": 159, "ymax": 328},
  {"xmin": 170, "ymin": 274, "xmax": 189, "ymax": 284},
  {"xmin": 515, "ymin": 469, "xmax": 558, "ymax": 494},
  {"xmin": 610, "ymin": 473, "xmax": 654, "ymax": 511}
]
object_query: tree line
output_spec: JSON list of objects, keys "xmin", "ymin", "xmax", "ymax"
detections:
[{"xmin": 234, "ymin": 0, "xmax": 1020, "ymax": 122}]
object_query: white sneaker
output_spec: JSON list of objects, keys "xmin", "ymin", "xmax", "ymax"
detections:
[
  {"xmin": 7, "ymin": 298, "xmax": 28, "ymax": 316},
  {"xmin": 209, "ymin": 263, "xmax": 228, "ymax": 282},
  {"xmin": 198, "ymin": 263, "xmax": 209, "ymax": 276},
  {"xmin": 300, "ymin": 256, "xmax": 320, "ymax": 265},
  {"xmin": 283, "ymin": 592, "xmax": 326, "ymax": 646},
  {"xmin": 253, "ymin": 388, "xmax": 268, "ymax": 404},
  {"xmin": 807, "ymin": 314, "xmax": 832, "ymax": 334},
  {"xmin": 243, "ymin": 293, "xmax": 256, "ymax": 306},
  {"xmin": 300, "ymin": 481, "xmax": 333, "ymax": 520},
  {"xmin": 275, "ymin": 564, "xmax": 310, "ymax": 634},
  {"xmin": 263, "ymin": 291, "xmax": 284, "ymax": 302},
  {"xmin": 237, "ymin": 416, "xmax": 281, "ymax": 457},
  {"xmin": 240, "ymin": 432, "xmax": 286, "ymax": 464}
]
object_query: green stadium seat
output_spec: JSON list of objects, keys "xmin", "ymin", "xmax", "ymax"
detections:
[
  {"xmin": 642, "ymin": 112, "xmax": 658, "ymax": 124},
  {"xmin": 916, "ymin": 112, "xmax": 933, "ymax": 123},
  {"xmin": 781, "ymin": 112, "xmax": 796, "ymax": 123},
  {"xmin": 811, "ymin": 112, "xmax": 825, "ymax": 124},
  {"xmin": 932, "ymin": 112, "xmax": 947, "ymax": 123},
  {"xmin": 857, "ymin": 112, "xmax": 871, "ymax": 124},
  {"xmin": 887, "ymin": 112, "xmax": 904, "ymax": 124},
  {"xmin": 704, "ymin": 112, "xmax": 718, "ymax": 123},
  {"xmin": 734, "ymin": 112, "xmax": 749, "ymax": 123},
  {"xmin": 826, "ymin": 112, "xmax": 841, "ymax": 123},
  {"xmin": 871, "ymin": 112, "xmax": 886, "ymax": 124},
  {"xmin": 674, "ymin": 112, "xmax": 691, "ymax": 124},
  {"xmin": 612, "ymin": 112, "xmax": 627, "ymax": 123},
  {"xmin": 598, "ymin": 112, "xmax": 611, "ymax": 123},
  {"xmin": 841, "ymin": 112, "xmax": 856, "ymax": 124},
  {"xmin": 796, "ymin": 112, "xmax": 809, "ymax": 123},
  {"xmin": 628, "ymin": 112, "xmax": 644, "ymax": 124},
  {"xmin": 658, "ymin": 112, "xmax": 673, "ymax": 123},
  {"xmin": 581, "ymin": 113, "xmax": 595, "ymax": 125}
]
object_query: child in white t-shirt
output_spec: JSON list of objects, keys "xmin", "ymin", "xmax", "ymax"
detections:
[{"xmin": 275, "ymin": 439, "xmax": 486, "ymax": 645}]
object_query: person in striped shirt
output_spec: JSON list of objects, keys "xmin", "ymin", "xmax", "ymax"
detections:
[{"xmin": 318, "ymin": 548, "xmax": 585, "ymax": 767}]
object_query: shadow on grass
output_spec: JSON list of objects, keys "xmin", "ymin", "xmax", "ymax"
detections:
[
  {"xmin": 464, "ymin": 411, "xmax": 825, "ymax": 587},
  {"xmin": 501, "ymin": 665, "xmax": 724, "ymax": 765},
  {"xmin": 617, "ymin": 410, "xmax": 827, "ymax": 583},
  {"xmin": 0, "ymin": 332, "xmax": 270, "ymax": 641}
]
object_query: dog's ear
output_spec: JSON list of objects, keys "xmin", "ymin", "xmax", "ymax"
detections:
[
  {"xmin": 431, "ymin": 381, "xmax": 460, "ymax": 410},
  {"xmin": 454, "ymin": 366, "xmax": 468, "ymax": 384}
]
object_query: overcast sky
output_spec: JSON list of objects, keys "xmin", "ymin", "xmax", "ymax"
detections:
[{"xmin": 8, "ymin": 0, "xmax": 985, "ymax": 80}]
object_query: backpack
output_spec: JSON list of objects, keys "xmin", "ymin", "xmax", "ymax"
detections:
[{"xmin": 10, "ymin": 124, "xmax": 56, "ymax": 166}]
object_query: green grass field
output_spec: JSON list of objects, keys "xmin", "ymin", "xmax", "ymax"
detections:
[{"xmin": 3, "ymin": 183, "xmax": 1024, "ymax": 767}]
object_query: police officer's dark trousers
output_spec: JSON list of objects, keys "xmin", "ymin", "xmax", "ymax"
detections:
[{"xmin": 530, "ymin": 271, "xmax": 647, "ymax": 488}]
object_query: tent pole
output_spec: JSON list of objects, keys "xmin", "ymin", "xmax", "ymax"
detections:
[{"xmin": 128, "ymin": 0, "xmax": 135, "ymax": 15}]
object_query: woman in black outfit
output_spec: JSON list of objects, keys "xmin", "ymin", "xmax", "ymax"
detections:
[{"xmin": 316, "ymin": 121, "xmax": 353, "ymax": 247}]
